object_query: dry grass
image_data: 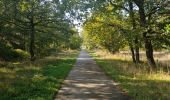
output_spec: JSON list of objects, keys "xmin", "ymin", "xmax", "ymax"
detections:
[
  {"xmin": 96, "ymin": 50, "xmax": 170, "ymax": 71},
  {"xmin": 91, "ymin": 50, "xmax": 170, "ymax": 100}
]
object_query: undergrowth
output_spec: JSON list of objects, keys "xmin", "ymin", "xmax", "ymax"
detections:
[{"xmin": 0, "ymin": 50, "xmax": 79, "ymax": 100}]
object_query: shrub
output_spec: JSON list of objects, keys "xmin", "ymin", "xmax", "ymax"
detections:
[
  {"xmin": 14, "ymin": 49, "xmax": 30, "ymax": 59},
  {"xmin": 0, "ymin": 43, "xmax": 30, "ymax": 61}
]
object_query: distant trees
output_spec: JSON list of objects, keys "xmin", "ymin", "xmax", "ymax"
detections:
[
  {"xmin": 82, "ymin": 0, "xmax": 170, "ymax": 68},
  {"xmin": 83, "ymin": 11, "xmax": 126, "ymax": 53}
]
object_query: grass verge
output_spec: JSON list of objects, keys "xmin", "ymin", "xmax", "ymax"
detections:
[
  {"xmin": 90, "ymin": 51, "xmax": 170, "ymax": 100},
  {"xmin": 0, "ymin": 50, "xmax": 79, "ymax": 100}
]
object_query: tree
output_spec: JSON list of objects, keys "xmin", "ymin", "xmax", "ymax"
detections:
[
  {"xmin": 83, "ymin": 6, "xmax": 127, "ymax": 53},
  {"xmin": 132, "ymin": 0, "xmax": 169, "ymax": 68},
  {"xmin": 0, "ymin": 0, "xmax": 81, "ymax": 61},
  {"xmin": 82, "ymin": 0, "xmax": 170, "ymax": 68},
  {"xmin": 128, "ymin": 0, "xmax": 140, "ymax": 63}
]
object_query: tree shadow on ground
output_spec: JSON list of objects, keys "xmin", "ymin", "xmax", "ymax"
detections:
[
  {"xmin": 0, "ymin": 57, "xmax": 77, "ymax": 100},
  {"xmin": 95, "ymin": 59, "xmax": 170, "ymax": 100}
]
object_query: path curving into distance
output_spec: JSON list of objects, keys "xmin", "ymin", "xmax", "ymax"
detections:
[{"xmin": 55, "ymin": 50, "xmax": 130, "ymax": 100}]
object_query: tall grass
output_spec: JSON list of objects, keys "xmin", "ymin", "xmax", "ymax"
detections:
[
  {"xmin": 90, "ymin": 50, "xmax": 170, "ymax": 100},
  {"xmin": 0, "ymin": 50, "xmax": 79, "ymax": 100}
]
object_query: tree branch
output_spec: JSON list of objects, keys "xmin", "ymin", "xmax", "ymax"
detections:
[
  {"xmin": 146, "ymin": 1, "xmax": 169, "ymax": 17},
  {"xmin": 110, "ymin": 0, "xmax": 129, "ymax": 12},
  {"xmin": 0, "ymin": 17, "xmax": 30, "ymax": 30}
]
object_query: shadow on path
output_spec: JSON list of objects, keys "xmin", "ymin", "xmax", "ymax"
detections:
[{"xmin": 55, "ymin": 50, "xmax": 130, "ymax": 100}]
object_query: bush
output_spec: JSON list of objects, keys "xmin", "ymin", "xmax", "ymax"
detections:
[
  {"xmin": 14, "ymin": 49, "xmax": 30, "ymax": 59},
  {"xmin": 0, "ymin": 43, "xmax": 30, "ymax": 61},
  {"xmin": 0, "ymin": 43, "xmax": 14, "ymax": 60}
]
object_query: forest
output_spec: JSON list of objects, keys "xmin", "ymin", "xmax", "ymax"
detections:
[{"xmin": 0, "ymin": 0, "xmax": 170, "ymax": 100}]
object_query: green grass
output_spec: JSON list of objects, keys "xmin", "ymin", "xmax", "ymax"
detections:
[
  {"xmin": 90, "ymin": 51, "xmax": 170, "ymax": 100},
  {"xmin": 0, "ymin": 50, "xmax": 79, "ymax": 100}
]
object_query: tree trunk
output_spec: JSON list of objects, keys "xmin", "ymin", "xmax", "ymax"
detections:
[
  {"xmin": 128, "ymin": 0, "xmax": 140, "ymax": 63},
  {"xmin": 130, "ymin": 45, "xmax": 136, "ymax": 63},
  {"xmin": 135, "ymin": 37, "xmax": 140, "ymax": 63},
  {"xmin": 136, "ymin": 0, "xmax": 156, "ymax": 68},
  {"xmin": 143, "ymin": 33, "xmax": 156, "ymax": 68},
  {"xmin": 30, "ymin": 17, "xmax": 35, "ymax": 61}
]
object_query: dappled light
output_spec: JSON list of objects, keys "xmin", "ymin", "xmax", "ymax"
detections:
[
  {"xmin": 0, "ymin": 0, "xmax": 169, "ymax": 99},
  {"xmin": 0, "ymin": 51, "xmax": 79, "ymax": 99},
  {"xmin": 55, "ymin": 50, "xmax": 130, "ymax": 100},
  {"xmin": 91, "ymin": 51, "xmax": 170, "ymax": 99}
]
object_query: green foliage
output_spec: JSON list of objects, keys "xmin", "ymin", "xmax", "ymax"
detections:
[
  {"xmin": 14, "ymin": 49, "xmax": 30, "ymax": 59},
  {"xmin": 0, "ymin": 0, "xmax": 81, "ymax": 60},
  {"xmin": 0, "ymin": 48, "xmax": 29, "ymax": 61},
  {"xmin": 165, "ymin": 24, "xmax": 170, "ymax": 33},
  {"xmin": 0, "ymin": 43, "xmax": 28, "ymax": 61},
  {"xmin": 0, "ymin": 44, "xmax": 14, "ymax": 60},
  {"xmin": 83, "ymin": 8, "xmax": 127, "ymax": 53},
  {"xmin": 0, "ymin": 51, "xmax": 79, "ymax": 100},
  {"xmin": 69, "ymin": 34, "xmax": 82, "ymax": 49},
  {"xmin": 82, "ymin": 0, "xmax": 170, "ymax": 67}
]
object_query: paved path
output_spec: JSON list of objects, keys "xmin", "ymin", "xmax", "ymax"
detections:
[{"xmin": 55, "ymin": 50, "xmax": 130, "ymax": 100}]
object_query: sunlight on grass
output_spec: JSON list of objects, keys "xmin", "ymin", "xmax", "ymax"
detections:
[
  {"xmin": 0, "ymin": 50, "xmax": 79, "ymax": 100},
  {"xmin": 12, "ymin": 62, "xmax": 21, "ymax": 65},
  {"xmin": 90, "ymin": 50, "xmax": 170, "ymax": 100}
]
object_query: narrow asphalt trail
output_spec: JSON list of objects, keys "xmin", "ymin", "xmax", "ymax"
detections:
[{"xmin": 55, "ymin": 50, "xmax": 130, "ymax": 100}]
